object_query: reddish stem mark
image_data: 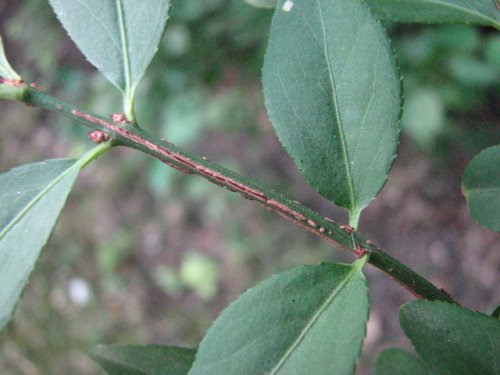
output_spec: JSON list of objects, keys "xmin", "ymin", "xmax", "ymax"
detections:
[
  {"xmin": 111, "ymin": 113, "xmax": 130, "ymax": 124},
  {"xmin": 279, "ymin": 212, "xmax": 338, "ymax": 245},
  {"xmin": 340, "ymin": 225, "xmax": 355, "ymax": 234},
  {"xmin": 307, "ymin": 219, "xmax": 318, "ymax": 228},
  {"xmin": 29, "ymin": 82, "xmax": 43, "ymax": 91},
  {"xmin": 228, "ymin": 181, "xmax": 266, "ymax": 201},
  {"xmin": 354, "ymin": 246, "xmax": 368, "ymax": 258},
  {"xmin": 325, "ymin": 216, "xmax": 337, "ymax": 224},
  {"xmin": 71, "ymin": 109, "xmax": 350, "ymax": 254},
  {"xmin": 88, "ymin": 130, "xmax": 111, "ymax": 143},
  {"xmin": 0, "ymin": 78, "xmax": 24, "ymax": 87},
  {"xmin": 163, "ymin": 160, "xmax": 194, "ymax": 175},
  {"xmin": 72, "ymin": 110, "xmax": 271, "ymax": 200},
  {"xmin": 267, "ymin": 199, "xmax": 307, "ymax": 221}
]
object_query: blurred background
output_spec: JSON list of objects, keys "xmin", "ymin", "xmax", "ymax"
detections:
[{"xmin": 0, "ymin": 1, "xmax": 499, "ymax": 374}]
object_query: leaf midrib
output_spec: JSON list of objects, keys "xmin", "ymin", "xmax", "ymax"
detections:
[
  {"xmin": 269, "ymin": 265, "xmax": 359, "ymax": 374},
  {"xmin": 316, "ymin": 0, "xmax": 356, "ymax": 212},
  {"xmin": 464, "ymin": 186, "xmax": 500, "ymax": 194},
  {"xmin": 419, "ymin": 0, "xmax": 495, "ymax": 21},
  {"xmin": 94, "ymin": 356, "xmax": 150, "ymax": 375},
  {"xmin": 114, "ymin": 0, "xmax": 132, "ymax": 95},
  {"xmin": 384, "ymin": 0, "xmax": 500, "ymax": 26},
  {"xmin": 0, "ymin": 162, "xmax": 78, "ymax": 240}
]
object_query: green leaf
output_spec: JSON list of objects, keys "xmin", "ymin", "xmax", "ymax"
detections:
[
  {"xmin": 374, "ymin": 349, "xmax": 433, "ymax": 375},
  {"xmin": 244, "ymin": 0, "xmax": 500, "ymax": 28},
  {"xmin": 0, "ymin": 35, "xmax": 21, "ymax": 80},
  {"xmin": 263, "ymin": 0, "xmax": 401, "ymax": 226},
  {"xmin": 244, "ymin": 0, "xmax": 276, "ymax": 9},
  {"xmin": 48, "ymin": 0, "xmax": 171, "ymax": 120},
  {"xmin": 366, "ymin": 0, "xmax": 500, "ymax": 29},
  {"xmin": 0, "ymin": 159, "xmax": 79, "ymax": 331},
  {"xmin": 400, "ymin": 300, "xmax": 500, "ymax": 375},
  {"xmin": 0, "ymin": 144, "xmax": 111, "ymax": 332},
  {"xmin": 90, "ymin": 345, "xmax": 196, "ymax": 375},
  {"xmin": 462, "ymin": 145, "xmax": 500, "ymax": 232},
  {"xmin": 189, "ymin": 259, "xmax": 369, "ymax": 375},
  {"xmin": 493, "ymin": 305, "xmax": 500, "ymax": 320}
]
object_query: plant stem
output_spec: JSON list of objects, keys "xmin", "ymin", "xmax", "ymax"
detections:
[
  {"xmin": 77, "ymin": 141, "xmax": 114, "ymax": 170},
  {"xmin": 348, "ymin": 209, "xmax": 360, "ymax": 230},
  {"xmin": 12, "ymin": 85, "xmax": 455, "ymax": 304}
]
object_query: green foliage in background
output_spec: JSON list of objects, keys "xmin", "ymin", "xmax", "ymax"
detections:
[
  {"xmin": 90, "ymin": 345, "xmax": 196, "ymax": 375},
  {"xmin": 397, "ymin": 25, "xmax": 500, "ymax": 155},
  {"xmin": 462, "ymin": 145, "xmax": 500, "ymax": 232}
]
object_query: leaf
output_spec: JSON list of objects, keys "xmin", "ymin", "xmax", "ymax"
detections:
[
  {"xmin": 189, "ymin": 259, "xmax": 369, "ymax": 375},
  {"xmin": 374, "ymin": 349, "xmax": 433, "ymax": 375},
  {"xmin": 462, "ymin": 144, "xmax": 500, "ymax": 232},
  {"xmin": 263, "ymin": 0, "xmax": 401, "ymax": 225},
  {"xmin": 90, "ymin": 345, "xmax": 196, "ymax": 375},
  {"xmin": 400, "ymin": 300, "xmax": 500, "ymax": 375},
  {"xmin": 0, "ymin": 159, "xmax": 79, "ymax": 331},
  {"xmin": 493, "ymin": 305, "xmax": 500, "ymax": 320},
  {"xmin": 243, "ymin": 0, "xmax": 500, "ymax": 28},
  {"xmin": 244, "ymin": 0, "xmax": 277, "ymax": 9},
  {"xmin": 0, "ymin": 143, "xmax": 110, "ymax": 332},
  {"xmin": 0, "ymin": 35, "xmax": 21, "ymax": 80},
  {"xmin": 48, "ymin": 0, "xmax": 171, "ymax": 119},
  {"xmin": 366, "ymin": 0, "xmax": 500, "ymax": 30}
]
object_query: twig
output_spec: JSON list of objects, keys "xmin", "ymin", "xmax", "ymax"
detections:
[{"xmin": 4, "ymin": 83, "xmax": 456, "ymax": 303}]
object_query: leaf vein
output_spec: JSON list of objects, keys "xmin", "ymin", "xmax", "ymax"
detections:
[
  {"xmin": 316, "ymin": 0, "xmax": 356, "ymax": 211},
  {"xmin": 114, "ymin": 0, "xmax": 132, "ymax": 95},
  {"xmin": 269, "ymin": 268, "xmax": 359, "ymax": 374}
]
